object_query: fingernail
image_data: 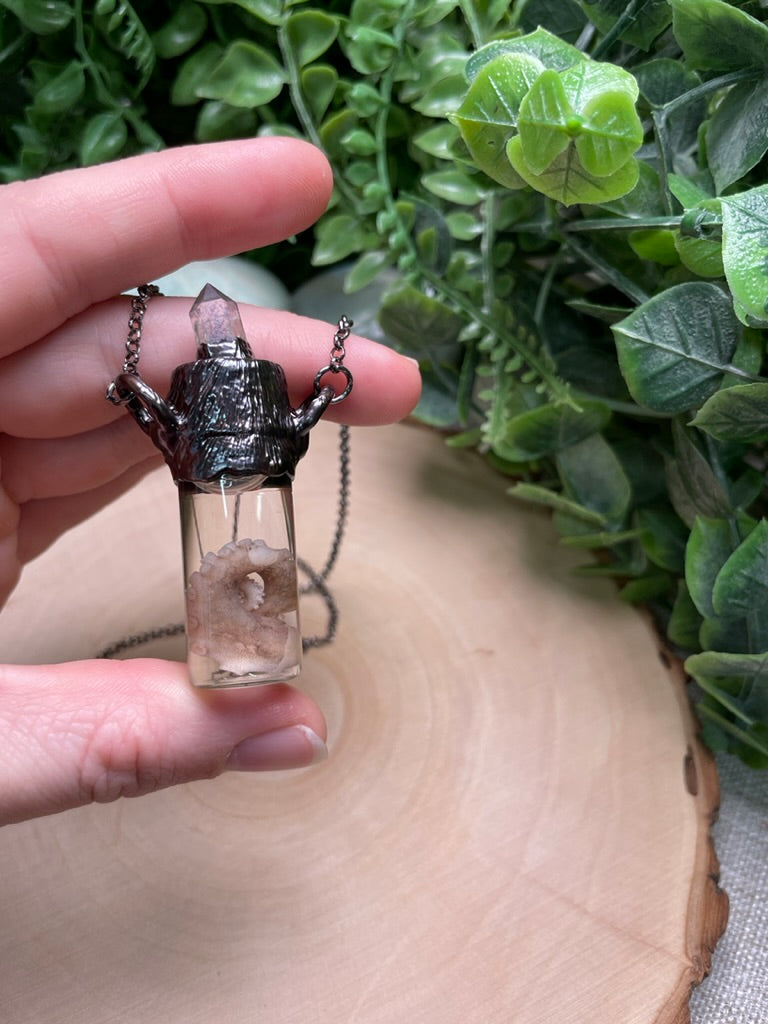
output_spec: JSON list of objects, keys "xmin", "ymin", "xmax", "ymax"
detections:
[{"xmin": 227, "ymin": 725, "xmax": 328, "ymax": 772}]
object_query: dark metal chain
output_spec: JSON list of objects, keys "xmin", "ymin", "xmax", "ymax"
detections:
[
  {"xmin": 105, "ymin": 283, "xmax": 161, "ymax": 404},
  {"xmin": 99, "ymin": 298, "xmax": 354, "ymax": 659}
]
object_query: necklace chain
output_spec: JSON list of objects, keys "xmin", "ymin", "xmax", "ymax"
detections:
[{"xmin": 100, "ymin": 284, "xmax": 353, "ymax": 658}]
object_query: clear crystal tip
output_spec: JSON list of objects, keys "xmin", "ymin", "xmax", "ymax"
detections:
[{"xmin": 190, "ymin": 283, "xmax": 247, "ymax": 356}]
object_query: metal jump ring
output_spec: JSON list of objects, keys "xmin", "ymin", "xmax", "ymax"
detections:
[{"xmin": 314, "ymin": 364, "xmax": 354, "ymax": 404}]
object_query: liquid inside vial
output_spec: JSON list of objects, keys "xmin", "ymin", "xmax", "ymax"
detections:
[{"xmin": 179, "ymin": 478, "xmax": 301, "ymax": 688}]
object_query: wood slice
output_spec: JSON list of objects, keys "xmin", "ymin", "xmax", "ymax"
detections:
[{"xmin": 0, "ymin": 421, "xmax": 727, "ymax": 1024}]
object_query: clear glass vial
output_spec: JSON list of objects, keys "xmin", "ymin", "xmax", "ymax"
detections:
[{"xmin": 180, "ymin": 478, "xmax": 301, "ymax": 688}]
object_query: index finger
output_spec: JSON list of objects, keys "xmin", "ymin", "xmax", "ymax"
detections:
[{"xmin": 0, "ymin": 138, "xmax": 333, "ymax": 357}]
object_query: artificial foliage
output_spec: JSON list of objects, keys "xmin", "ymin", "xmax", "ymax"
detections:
[{"xmin": 3, "ymin": 0, "xmax": 768, "ymax": 764}]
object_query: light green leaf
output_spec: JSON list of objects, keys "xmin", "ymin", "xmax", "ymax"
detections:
[
  {"xmin": 79, "ymin": 111, "xmax": 128, "ymax": 166},
  {"xmin": 691, "ymin": 383, "xmax": 768, "ymax": 442},
  {"xmin": 507, "ymin": 134, "xmax": 639, "ymax": 205},
  {"xmin": 669, "ymin": 0, "xmax": 768, "ymax": 71},
  {"xmin": 466, "ymin": 27, "xmax": 584, "ymax": 81},
  {"xmin": 452, "ymin": 54, "xmax": 543, "ymax": 189},
  {"xmin": 312, "ymin": 215, "xmax": 367, "ymax": 266},
  {"xmin": 516, "ymin": 69, "xmax": 573, "ymax": 176},
  {"xmin": 611, "ymin": 283, "xmax": 742, "ymax": 413},
  {"xmin": 712, "ymin": 519, "xmax": 768, "ymax": 618},
  {"xmin": 344, "ymin": 252, "xmax": 391, "ymax": 293},
  {"xmin": 508, "ymin": 482, "xmax": 609, "ymax": 527},
  {"xmin": 285, "ymin": 10, "xmax": 339, "ymax": 67},
  {"xmin": 721, "ymin": 185, "xmax": 768, "ymax": 328},
  {"xmin": 422, "ymin": 170, "xmax": 488, "ymax": 205},
  {"xmin": 413, "ymin": 123, "xmax": 461, "ymax": 160},
  {"xmin": 196, "ymin": 41, "xmax": 286, "ymax": 108}
]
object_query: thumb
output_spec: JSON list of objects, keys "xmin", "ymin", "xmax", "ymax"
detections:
[{"xmin": 0, "ymin": 659, "xmax": 327, "ymax": 826}]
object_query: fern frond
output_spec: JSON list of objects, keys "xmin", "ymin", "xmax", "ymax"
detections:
[{"xmin": 95, "ymin": 0, "xmax": 155, "ymax": 91}]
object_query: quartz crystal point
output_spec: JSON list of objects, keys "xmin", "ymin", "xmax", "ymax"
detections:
[{"xmin": 189, "ymin": 283, "xmax": 250, "ymax": 357}]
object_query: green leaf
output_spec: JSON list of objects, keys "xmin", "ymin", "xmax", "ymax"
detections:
[
  {"xmin": 343, "ymin": 24, "xmax": 397, "ymax": 75},
  {"xmin": 669, "ymin": 0, "xmax": 768, "ymax": 71},
  {"xmin": 712, "ymin": 519, "xmax": 768, "ymax": 618},
  {"xmin": 33, "ymin": 61, "xmax": 85, "ymax": 115},
  {"xmin": 0, "ymin": 0, "xmax": 72, "ymax": 33},
  {"xmin": 171, "ymin": 43, "xmax": 223, "ymax": 106},
  {"xmin": 466, "ymin": 27, "xmax": 584, "ymax": 81},
  {"xmin": 579, "ymin": 0, "xmax": 672, "ymax": 50},
  {"xmin": 668, "ymin": 581, "xmax": 702, "ymax": 651},
  {"xmin": 452, "ymin": 54, "xmax": 543, "ymax": 189},
  {"xmin": 707, "ymin": 76, "xmax": 768, "ymax": 194},
  {"xmin": 378, "ymin": 281, "xmax": 463, "ymax": 353},
  {"xmin": 611, "ymin": 283, "xmax": 742, "ymax": 414},
  {"xmin": 666, "ymin": 421, "xmax": 732, "ymax": 529},
  {"xmin": 413, "ymin": 123, "xmax": 461, "ymax": 160},
  {"xmin": 422, "ymin": 170, "xmax": 488, "ymax": 205},
  {"xmin": 636, "ymin": 506, "xmax": 688, "ymax": 572},
  {"xmin": 94, "ymin": 0, "xmax": 155, "ymax": 91},
  {"xmin": 152, "ymin": 2, "xmax": 207, "ymax": 59},
  {"xmin": 195, "ymin": 102, "xmax": 256, "ymax": 143},
  {"xmin": 498, "ymin": 400, "xmax": 610, "ymax": 460},
  {"xmin": 687, "ymin": 650, "xmax": 768, "ymax": 691},
  {"xmin": 198, "ymin": 0, "xmax": 283, "ymax": 24},
  {"xmin": 508, "ymin": 482, "xmax": 609, "ymax": 527},
  {"xmin": 556, "ymin": 432, "xmax": 632, "ymax": 523},
  {"xmin": 300, "ymin": 65, "xmax": 338, "ymax": 122},
  {"xmin": 507, "ymin": 134, "xmax": 639, "ymax": 205},
  {"xmin": 691, "ymin": 383, "xmax": 768, "ymax": 442},
  {"xmin": 721, "ymin": 185, "xmax": 768, "ymax": 328},
  {"xmin": 685, "ymin": 516, "xmax": 736, "ymax": 618},
  {"xmin": 196, "ymin": 41, "xmax": 286, "ymax": 108},
  {"xmin": 344, "ymin": 251, "xmax": 391, "ymax": 292},
  {"xmin": 286, "ymin": 10, "xmax": 339, "ymax": 67},
  {"xmin": 79, "ymin": 111, "xmax": 128, "ymax": 166},
  {"xmin": 312, "ymin": 214, "xmax": 367, "ymax": 266}
]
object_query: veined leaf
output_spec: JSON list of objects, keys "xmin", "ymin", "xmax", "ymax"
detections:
[
  {"xmin": 452, "ymin": 54, "xmax": 543, "ymax": 189},
  {"xmin": 691, "ymin": 383, "xmax": 768, "ymax": 442},
  {"xmin": 707, "ymin": 75, "xmax": 768, "ymax": 194},
  {"xmin": 466, "ymin": 27, "xmax": 584, "ymax": 81},
  {"xmin": 712, "ymin": 519, "xmax": 768, "ymax": 618},
  {"xmin": 507, "ymin": 134, "xmax": 639, "ymax": 205},
  {"xmin": 721, "ymin": 185, "xmax": 768, "ymax": 328},
  {"xmin": 578, "ymin": 0, "xmax": 672, "ymax": 50},
  {"xmin": 498, "ymin": 399, "xmax": 611, "ymax": 460},
  {"xmin": 611, "ymin": 283, "xmax": 742, "ymax": 413},
  {"xmin": 685, "ymin": 516, "xmax": 738, "ymax": 618},
  {"xmin": 669, "ymin": 0, "xmax": 768, "ymax": 72},
  {"xmin": 556, "ymin": 432, "xmax": 632, "ymax": 523}
]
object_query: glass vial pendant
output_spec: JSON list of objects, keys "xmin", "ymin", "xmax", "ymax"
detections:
[
  {"xmin": 109, "ymin": 283, "xmax": 348, "ymax": 689},
  {"xmin": 181, "ymin": 481, "xmax": 301, "ymax": 687}
]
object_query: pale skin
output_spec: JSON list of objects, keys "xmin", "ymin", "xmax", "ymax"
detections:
[{"xmin": 0, "ymin": 138, "xmax": 421, "ymax": 826}]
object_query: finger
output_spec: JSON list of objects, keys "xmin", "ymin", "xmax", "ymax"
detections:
[
  {"xmin": 0, "ymin": 138, "xmax": 333, "ymax": 357},
  {"xmin": 0, "ymin": 299, "xmax": 422, "ymax": 437},
  {"xmin": 13, "ymin": 457, "xmax": 159, "ymax": 566},
  {"xmin": 0, "ymin": 661, "xmax": 328, "ymax": 826}
]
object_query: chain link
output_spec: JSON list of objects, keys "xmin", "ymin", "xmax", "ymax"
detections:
[{"xmin": 105, "ymin": 283, "xmax": 161, "ymax": 404}]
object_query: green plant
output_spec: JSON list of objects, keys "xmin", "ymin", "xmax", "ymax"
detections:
[{"xmin": 4, "ymin": 0, "xmax": 768, "ymax": 764}]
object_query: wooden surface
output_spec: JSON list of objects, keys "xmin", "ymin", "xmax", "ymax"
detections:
[{"xmin": 0, "ymin": 421, "xmax": 727, "ymax": 1024}]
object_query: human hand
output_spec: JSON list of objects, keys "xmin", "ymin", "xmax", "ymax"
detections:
[{"xmin": 0, "ymin": 138, "xmax": 421, "ymax": 826}]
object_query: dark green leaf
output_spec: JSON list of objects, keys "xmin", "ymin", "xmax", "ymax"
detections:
[
  {"xmin": 79, "ymin": 111, "xmax": 128, "ymax": 166},
  {"xmin": 712, "ymin": 518, "xmax": 768, "ymax": 618},
  {"xmin": 195, "ymin": 101, "xmax": 256, "ymax": 142},
  {"xmin": 412, "ymin": 367, "xmax": 461, "ymax": 427},
  {"xmin": 707, "ymin": 76, "xmax": 768, "ymax": 194},
  {"xmin": 669, "ymin": 0, "xmax": 768, "ymax": 71},
  {"xmin": 171, "ymin": 43, "xmax": 223, "ymax": 106},
  {"xmin": 668, "ymin": 581, "xmax": 702, "ymax": 651},
  {"xmin": 196, "ymin": 41, "xmax": 286, "ymax": 108},
  {"xmin": 152, "ymin": 2, "xmax": 207, "ymax": 59},
  {"xmin": 517, "ymin": 0, "xmax": 588, "ymax": 43},
  {"xmin": 666, "ymin": 422, "xmax": 732, "ymax": 528},
  {"xmin": 33, "ymin": 61, "xmax": 84, "ymax": 115},
  {"xmin": 498, "ymin": 399, "xmax": 610, "ymax": 460},
  {"xmin": 636, "ymin": 506, "xmax": 688, "ymax": 571},
  {"xmin": 0, "ymin": 0, "xmax": 72, "ymax": 33},
  {"xmin": 579, "ymin": 0, "xmax": 672, "ymax": 50},
  {"xmin": 556, "ymin": 432, "xmax": 632, "ymax": 522},
  {"xmin": 691, "ymin": 383, "xmax": 768, "ymax": 442},
  {"xmin": 611, "ymin": 283, "xmax": 742, "ymax": 413},
  {"xmin": 685, "ymin": 516, "xmax": 736, "ymax": 617}
]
